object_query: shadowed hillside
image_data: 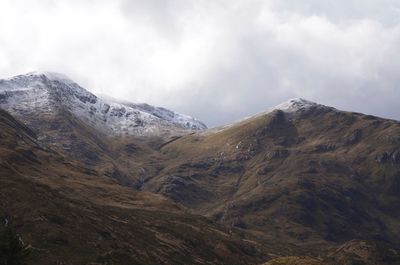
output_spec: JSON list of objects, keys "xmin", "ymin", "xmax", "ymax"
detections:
[{"xmin": 0, "ymin": 108, "xmax": 269, "ymax": 264}]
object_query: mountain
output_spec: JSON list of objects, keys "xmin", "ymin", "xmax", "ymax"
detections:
[
  {"xmin": 1, "ymin": 72, "xmax": 400, "ymax": 265},
  {"xmin": 0, "ymin": 72, "xmax": 208, "ymax": 187},
  {"xmin": 0, "ymin": 107, "xmax": 271, "ymax": 265},
  {"xmin": 142, "ymin": 98, "xmax": 400, "ymax": 262},
  {"xmin": 0, "ymin": 72, "xmax": 206, "ymax": 137}
]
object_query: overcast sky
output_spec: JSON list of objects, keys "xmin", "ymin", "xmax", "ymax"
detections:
[{"xmin": 1, "ymin": 0, "xmax": 400, "ymax": 127}]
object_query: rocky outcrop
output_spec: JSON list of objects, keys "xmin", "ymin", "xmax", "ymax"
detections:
[
  {"xmin": 345, "ymin": 129, "xmax": 363, "ymax": 145},
  {"xmin": 376, "ymin": 149, "xmax": 400, "ymax": 164},
  {"xmin": 266, "ymin": 149, "xmax": 290, "ymax": 159}
]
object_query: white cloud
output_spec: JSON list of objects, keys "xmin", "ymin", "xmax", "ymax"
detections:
[{"xmin": 1, "ymin": 0, "xmax": 400, "ymax": 126}]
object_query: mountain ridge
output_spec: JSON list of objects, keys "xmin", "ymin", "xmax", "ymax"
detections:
[{"xmin": 0, "ymin": 72, "xmax": 207, "ymax": 137}]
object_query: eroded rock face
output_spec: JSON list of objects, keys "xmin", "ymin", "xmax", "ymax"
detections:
[
  {"xmin": 266, "ymin": 149, "xmax": 290, "ymax": 159},
  {"xmin": 391, "ymin": 150, "xmax": 400, "ymax": 164},
  {"xmin": 376, "ymin": 149, "xmax": 400, "ymax": 164},
  {"xmin": 155, "ymin": 175, "xmax": 213, "ymax": 206}
]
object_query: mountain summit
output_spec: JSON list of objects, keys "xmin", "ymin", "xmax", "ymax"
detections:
[
  {"xmin": 273, "ymin": 98, "xmax": 320, "ymax": 112},
  {"xmin": 0, "ymin": 72, "xmax": 207, "ymax": 137}
]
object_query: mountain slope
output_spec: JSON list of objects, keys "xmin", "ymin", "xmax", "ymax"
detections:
[
  {"xmin": 0, "ymin": 72, "xmax": 208, "ymax": 188},
  {"xmin": 145, "ymin": 98, "xmax": 400, "ymax": 255},
  {"xmin": 0, "ymin": 108, "xmax": 270, "ymax": 265}
]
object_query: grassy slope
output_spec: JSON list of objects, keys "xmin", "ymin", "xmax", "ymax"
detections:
[
  {"xmin": 0, "ymin": 109, "xmax": 268, "ymax": 265},
  {"xmin": 146, "ymin": 107, "xmax": 400, "ymax": 260}
]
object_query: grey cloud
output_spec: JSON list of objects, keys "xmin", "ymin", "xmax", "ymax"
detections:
[
  {"xmin": 271, "ymin": 0, "xmax": 400, "ymax": 25},
  {"xmin": 0, "ymin": 0, "xmax": 400, "ymax": 127}
]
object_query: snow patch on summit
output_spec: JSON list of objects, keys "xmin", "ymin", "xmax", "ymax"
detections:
[
  {"xmin": 272, "ymin": 98, "xmax": 318, "ymax": 113},
  {"xmin": 204, "ymin": 98, "xmax": 327, "ymax": 135}
]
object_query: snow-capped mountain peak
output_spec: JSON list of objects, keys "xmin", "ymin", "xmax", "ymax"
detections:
[
  {"xmin": 272, "ymin": 98, "xmax": 319, "ymax": 113},
  {"xmin": 0, "ymin": 72, "xmax": 207, "ymax": 137}
]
